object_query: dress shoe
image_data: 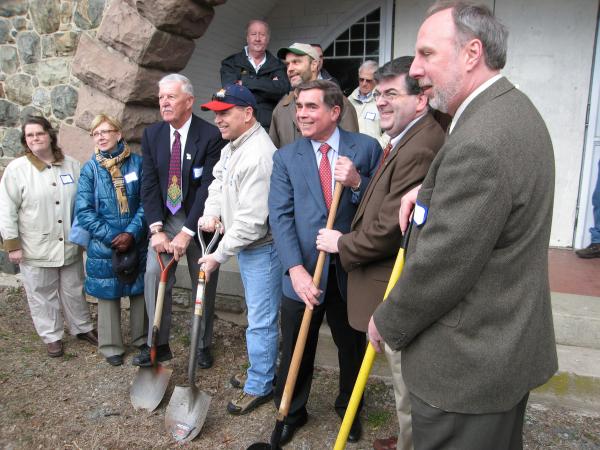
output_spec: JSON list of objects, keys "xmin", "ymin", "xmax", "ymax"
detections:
[
  {"xmin": 77, "ymin": 329, "xmax": 98, "ymax": 346},
  {"xmin": 347, "ymin": 416, "xmax": 362, "ymax": 443},
  {"xmin": 280, "ymin": 414, "xmax": 308, "ymax": 446},
  {"xmin": 373, "ymin": 435, "xmax": 398, "ymax": 450},
  {"xmin": 197, "ymin": 347, "xmax": 213, "ymax": 369},
  {"xmin": 132, "ymin": 344, "xmax": 172, "ymax": 367},
  {"xmin": 47, "ymin": 340, "xmax": 63, "ymax": 357},
  {"xmin": 106, "ymin": 354, "xmax": 123, "ymax": 366},
  {"xmin": 575, "ymin": 243, "xmax": 600, "ymax": 258}
]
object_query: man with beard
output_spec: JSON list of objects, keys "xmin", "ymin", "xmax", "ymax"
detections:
[
  {"xmin": 368, "ymin": 2, "xmax": 557, "ymax": 448},
  {"xmin": 269, "ymin": 43, "xmax": 358, "ymax": 148}
]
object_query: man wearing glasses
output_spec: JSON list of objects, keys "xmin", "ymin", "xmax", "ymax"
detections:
[
  {"xmin": 348, "ymin": 60, "xmax": 387, "ymax": 147},
  {"xmin": 317, "ymin": 56, "xmax": 445, "ymax": 450}
]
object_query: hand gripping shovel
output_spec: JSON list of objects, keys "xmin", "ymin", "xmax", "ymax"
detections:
[
  {"xmin": 333, "ymin": 223, "xmax": 413, "ymax": 450},
  {"xmin": 247, "ymin": 182, "xmax": 344, "ymax": 450},
  {"xmin": 165, "ymin": 225, "xmax": 221, "ymax": 442},
  {"xmin": 130, "ymin": 252, "xmax": 176, "ymax": 411}
]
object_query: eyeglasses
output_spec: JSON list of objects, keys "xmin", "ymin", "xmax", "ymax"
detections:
[
  {"xmin": 91, "ymin": 129, "xmax": 118, "ymax": 138},
  {"xmin": 372, "ymin": 90, "xmax": 412, "ymax": 101},
  {"xmin": 25, "ymin": 132, "xmax": 48, "ymax": 139},
  {"xmin": 359, "ymin": 78, "xmax": 375, "ymax": 83}
]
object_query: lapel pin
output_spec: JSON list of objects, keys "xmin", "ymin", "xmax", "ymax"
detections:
[{"xmin": 186, "ymin": 153, "xmax": 191, "ymax": 160}]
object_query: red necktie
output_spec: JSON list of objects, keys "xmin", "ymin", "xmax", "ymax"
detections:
[
  {"xmin": 166, "ymin": 130, "xmax": 182, "ymax": 214},
  {"xmin": 318, "ymin": 143, "xmax": 333, "ymax": 209},
  {"xmin": 377, "ymin": 142, "xmax": 393, "ymax": 172}
]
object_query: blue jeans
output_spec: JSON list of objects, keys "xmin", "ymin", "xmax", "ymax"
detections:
[
  {"xmin": 591, "ymin": 160, "xmax": 600, "ymax": 243},
  {"xmin": 237, "ymin": 242, "xmax": 282, "ymax": 396}
]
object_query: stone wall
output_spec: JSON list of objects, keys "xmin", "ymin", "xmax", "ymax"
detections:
[
  {"xmin": 0, "ymin": 0, "xmax": 104, "ymax": 172},
  {"xmin": 1, "ymin": 0, "xmax": 226, "ymax": 166}
]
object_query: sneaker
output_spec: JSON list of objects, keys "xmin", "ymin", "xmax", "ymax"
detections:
[
  {"xmin": 575, "ymin": 243, "xmax": 600, "ymax": 258},
  {"xmin": 226, "ymin": 391, "xmax": 273, "ymax": 415},
  {"xmin": 230, "ymin": 372, "xmax": 247, "ymax": 389},
  {"xmin": 132, "ymin": 344, "xmax": 172, "ymax": 367}
]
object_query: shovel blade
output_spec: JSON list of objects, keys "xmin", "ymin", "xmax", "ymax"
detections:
[
  {"xmin": 130, "ymin": 365, "xmax": 173, "ymax": 411},
  {"xmin": 165, "ymin": 386, "xmax": 211, "ymax": 442}
]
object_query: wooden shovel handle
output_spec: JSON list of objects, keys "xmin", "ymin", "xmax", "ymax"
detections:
[{"xmin": 278, "ymin": 181, "xmax": 344, "ymax": 420}]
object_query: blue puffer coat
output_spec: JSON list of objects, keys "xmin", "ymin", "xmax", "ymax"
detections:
[{"xmin": 75, "ymin": 145, "xmax": 147, "ymax": 300}]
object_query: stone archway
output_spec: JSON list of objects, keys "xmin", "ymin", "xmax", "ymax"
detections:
[{"xmin": 63, "ymin": 0, "xmax": 226, "ymax": 160}]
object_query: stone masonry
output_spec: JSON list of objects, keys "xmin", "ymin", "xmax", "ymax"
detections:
[{"xmin": 1, "ymin": 0, "xmax": 226, "ymax": 167}]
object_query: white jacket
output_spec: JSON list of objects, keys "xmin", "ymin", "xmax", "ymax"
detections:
[
  {"xmin": 348, "ymin": 87, "xmax": 387, "ymax": 148},
  {"xmin": 0, "ymin": 153, "xmax": 81, "ymax": 267}
]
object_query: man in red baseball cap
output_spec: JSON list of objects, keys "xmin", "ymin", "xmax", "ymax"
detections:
[{"xmin": 198, "ymin": 84, "xmax": 282, "ymax": 416}]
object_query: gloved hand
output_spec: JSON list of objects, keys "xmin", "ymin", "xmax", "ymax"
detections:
[{"xmin": 111, "ymin": 232, "xmax": 134, "ymax": 253}]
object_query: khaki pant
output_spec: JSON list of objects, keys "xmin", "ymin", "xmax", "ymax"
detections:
[
  {"xmin": 385, "ymin": 344, "xmax": 413, "ymax": 450},
  {"xmin": 20, "ymin": 261, "xmax": 94, "ymax": 344},
  {"xmin": 97, "ymin": 294, "xmax": 147, "ymax": 358}
]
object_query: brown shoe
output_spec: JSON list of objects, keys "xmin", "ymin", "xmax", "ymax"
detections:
[
  {"xmin": 373, "ymin": 435, "xmax": 398, "ymax": 450},
  {"xmin": 77, "ymin": 329, "xmax": 98, "ymax": 346},
  {"xmin": 226, "ymin": 391, "xmax": 273, "ymax": 415},
  {"xmin": 47, "ymin": 340, "xmax": 63, "ymax": 357},
  {"xmin": 230, "ymin": 371, "xmax": 247, "ymax": 389},
  {"xmin": 575, "ymin": 243, "xmax": 600, "ymax": 258}
]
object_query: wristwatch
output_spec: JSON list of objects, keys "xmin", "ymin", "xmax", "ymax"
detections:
[
  {"xmin": 351, "ymin": 179, "xmax": 361, "ymax": 193},
  {"xmin": 150, "ymin": 225, "xmax": 163, "ymax": 235}
]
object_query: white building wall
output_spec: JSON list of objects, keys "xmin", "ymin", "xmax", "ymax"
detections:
[{"xmin": 394, "ymin": 0, "xmax": 598, "ymax": 247}]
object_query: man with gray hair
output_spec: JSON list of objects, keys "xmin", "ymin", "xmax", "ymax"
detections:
[
  {"xmin": 369, "ymin": 2, "xmax": 557, "ymax": 448},
  {"xmin": 135, "ymin": 73, "xmax": 226, "ymax": 369},
  {"xmin": 348, "ymin": 60, "xmax": 386, "ymax": 146}
]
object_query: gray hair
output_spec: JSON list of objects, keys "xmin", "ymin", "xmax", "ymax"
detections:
[
  {"xmin": 427, "ymin": 1, "xmax": 508, "ymax": 70},
  {"xmin": 246, "ymin": 19, "xmax": 270, "ymax": 36},
  {"xmin": 158, "ymin": 73, "xmax": 194, "ymax": 96},
  {"xmin": 358, "ymin": 60, "xmax": 379, "ymax": 73}
]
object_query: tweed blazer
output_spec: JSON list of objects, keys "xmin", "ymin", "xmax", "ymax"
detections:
[
  {"xmin": 338, "ymin": 113, "xmax": 444, "ymax": 331},
  {"xmin": 374, "ymin": 77, "xmax": 558, "ymax": 414}
]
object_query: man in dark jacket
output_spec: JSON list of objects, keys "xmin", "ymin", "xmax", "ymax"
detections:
[{"xmin": 220, "ymin": 19, "xmax": 290, "ymax": 129}]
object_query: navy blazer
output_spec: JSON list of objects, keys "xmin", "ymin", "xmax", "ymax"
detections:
[
  {"xmin": 269, "ymin": 128, "xmax": 381, "ymax": 303},
  {"xmin": 141, "ymin": 114, "xmax": 226, "ymax": 231}
]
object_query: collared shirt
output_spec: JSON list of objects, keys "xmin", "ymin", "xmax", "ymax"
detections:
[
  {"xmin": 169, "ymin": 114, "xmax": 192, "ymax": 165},
  {"xmin": 356, "ymin": 91, "xmax": 373, "ymax": 103},
  {"xmin": 449, "ymin": 73, "xmax": 503, "ymax": 134},
  {"xmin": 387, "ymin": 112, "xmax": 427, "ymax": 150},
  {"xmin": 311, "ymin": 127, "xmax": 340, "ymax": 192},
  {"xmin": 244, "ymin": 46, "xmax": 267, "ymax": 72}
]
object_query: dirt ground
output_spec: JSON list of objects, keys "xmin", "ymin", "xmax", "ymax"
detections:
[{"xmin": 1, "ymin": 285, "xmax": 599, "ymax": 450}]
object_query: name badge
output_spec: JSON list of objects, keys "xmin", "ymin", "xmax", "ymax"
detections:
[
  {"xmin": 124, "ymin": 171, "xmax": 138, "ymax": 183},
  {"xmin": 364, "ymin": 111, "xmax": 376, "ymax": 121},
  {"xmin": 413, "ymin": 200, "xmax": 428, "ymax": 226},
  {"xmin": 193, "ymin": 167, "xmax": 203, "ymax": 179},
  {"xmin": 60, "ymin": 174, "xmax": 74, "ymax": 184}
]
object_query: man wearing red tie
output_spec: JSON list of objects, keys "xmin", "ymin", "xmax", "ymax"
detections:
[
  {"xmin": 135, "ymin": 74, "xmax": 226, "ymax": 369},
  {"xmin": 268, "ymin": 79, "xmax": 381, "ymax": 445},
  {"xmin": 317, "ymin": 57, "xmax": 445, "ymax": 450}
]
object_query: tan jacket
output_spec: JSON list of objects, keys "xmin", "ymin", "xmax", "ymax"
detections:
[
  {"xmin": 348, "ymin": 87, "xmax": 387, "ymax": 147},
  {"xmin": 203, "ymin": 122, "xmax": 275, "ymax": 263},
  {"xmin": 338, "ymin": 113, "xmax": 445, "ymax": 331},
  {"xmin": 0, "ymin": 153, "xmax": 81, "ymax": 267},
  {"xmin": 269, "ymin": 91, "xmax": 359, "ymax": 148}
]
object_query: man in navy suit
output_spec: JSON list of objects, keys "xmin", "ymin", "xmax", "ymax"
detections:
[
  {"xmin": 135, "ymin": 74, "xmax": 226, "ymax": 369},
  {"xmin": 269, "ymin": 79, "xmax": 381, "ymax": 445}
]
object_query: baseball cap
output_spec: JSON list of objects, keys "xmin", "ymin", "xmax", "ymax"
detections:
[
  {"xmin": 277, "ymin": 43, "xmax": 320, "ymax": 61},
  {"xmin": 200, "ymin": 84, "xmax": 257, "ymax": 111}
]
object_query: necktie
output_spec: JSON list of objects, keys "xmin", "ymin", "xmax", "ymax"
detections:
[
  {"xmin": 166, "ymin": 130, "xmax": 182, "ymax": 214},
  {"xmin": 319, "ymin": 143, "xmax": 333, "ymax": 209},
  {"xmin": 377, "ymin": 142, "xmax": 393, "ymax": 172}
]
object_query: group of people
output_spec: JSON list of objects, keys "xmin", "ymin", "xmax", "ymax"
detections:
[{"xmin": 0, "ymin": 1, "xmax": 559, "ymax": 449}]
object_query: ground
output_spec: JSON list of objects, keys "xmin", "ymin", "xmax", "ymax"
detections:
[{"xmin": 0, "ymin": 285, "xmax": 599, "ymax": 449}]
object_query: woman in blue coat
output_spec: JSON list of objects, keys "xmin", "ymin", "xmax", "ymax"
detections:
[{"xmin": 75, "ymin": 114, "xmax": 148, "ymax": 366}]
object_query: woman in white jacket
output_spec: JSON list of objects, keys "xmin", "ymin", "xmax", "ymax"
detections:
[{"xmin": 0, "ymin": 116, "xmax": 97, "ymax": 358}]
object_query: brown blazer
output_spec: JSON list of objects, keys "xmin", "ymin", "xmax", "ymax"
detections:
[{"xmin": 338, "ymin": 112, "xmax": 444, "ymax": 331}]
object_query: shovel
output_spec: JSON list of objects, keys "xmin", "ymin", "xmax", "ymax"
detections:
[
  {"xmin": 333, "ymin": 223, "xmax": 413, "ymax": 450},
  {"xmin": 248, "ymin": 182, "xmax": 344, "ymax": 450},
  {"xmin": 165, "ymin": 225, "xmax": 222, "ymax": 442},
  {"xmin": 130, "ymin": 252, "xmax": 176, "ymax": 411}
]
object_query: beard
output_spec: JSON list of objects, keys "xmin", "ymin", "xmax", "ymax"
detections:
[{"xmin": 427, "ymin": 68, "xmax": 463, "ymax": 113}]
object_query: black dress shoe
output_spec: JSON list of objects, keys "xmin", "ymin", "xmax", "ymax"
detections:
[
  {"xmin": 347, "ymin": 416, "xmax": 362, "ymax": 443},
  {"xmin": 132, "ymin": 344, "xmax": 172, "ymax": 367},
  {"xmin": 106, "ymin": 354, "xmax": 123, "ymax": 366},
  {"xmin": 280, "ymin": 415, "xmax": 308, "ymax": 446},
  {"xmin": 196, "ymin": 347, "xmax": 213, "ymax": 369}
]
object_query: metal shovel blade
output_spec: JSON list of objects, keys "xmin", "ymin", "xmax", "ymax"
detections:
[
  {"xmin": 130, "ymin": 364, "xmax": 173, "ymax": 411},
  {"xmin": 165, "ymin": 386, "xmax": 211, "ymax": 442}
]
